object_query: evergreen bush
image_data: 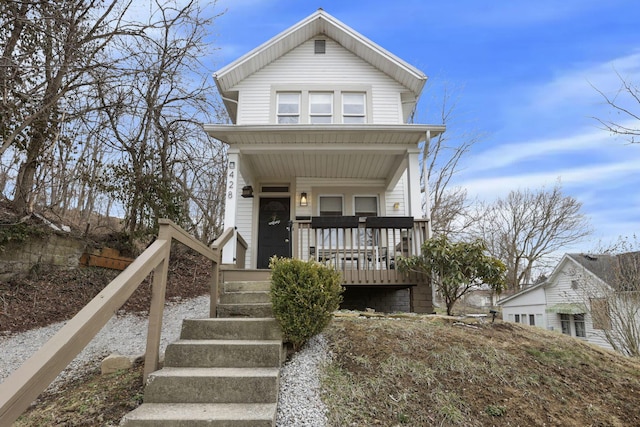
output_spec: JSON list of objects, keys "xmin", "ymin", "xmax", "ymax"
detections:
[{"xmin": 269, "ymin": 256, "xmax": 343, "ymax": 350}]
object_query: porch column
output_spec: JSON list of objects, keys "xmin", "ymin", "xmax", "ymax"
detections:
[
  {"xmin": 406, "ymin": 148, "xmax": 422, "ymax": 218},
  {"xmin": 423, "ymin": 131, "xmax": 432, "ymax": 237},
  {"xmin": 222, "ymin": 151, "xmax": 239, "ymax": 264}
]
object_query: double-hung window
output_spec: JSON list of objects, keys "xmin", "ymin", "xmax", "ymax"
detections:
[
  {"xmin": 310, "ymin": 92, "xmax": 333, "ymax": 123},
  {"xmin": 342, "ymin": 92, "xmax": 366, "ymax": 123},
  {"xmin": 277, "ymin": 92, "xmax": 300, "ymax": 123}
]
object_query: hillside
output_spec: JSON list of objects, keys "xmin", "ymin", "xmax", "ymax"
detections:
[
  {"xmin": 4, "ymin": 256, "xmax": 640, "ymax": 426},
  {"xmin": 13, "ymin": 313, "xmax": 640, "ymax": 426},
  {"xmin": 322, "ymin": 315, "xmax": 640, "ymax": 426}
]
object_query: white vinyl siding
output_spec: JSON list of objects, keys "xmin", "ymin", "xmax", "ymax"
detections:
[
  {"xmin": 500, "ymin": 284, "xmax": 547, "ymax": 330},
  {"xmin": 536, "ymin": 258, "xmax": 614, "ymax": 351},
  {"xmin": 232, "ymin": 38, "xmax": 406, "ymax": 125}
]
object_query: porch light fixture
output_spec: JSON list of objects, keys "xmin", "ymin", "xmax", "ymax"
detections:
[
  {"xmin": 242, "ymin": 185, "xmax": 254, "ymax": 198},
  {"xmin": 300, "ymin": 192, "xmax": 308, "ymax": 207},
  {"xmin": 393, "ymin": 202, "xmax": 400, "ymax": 210}
]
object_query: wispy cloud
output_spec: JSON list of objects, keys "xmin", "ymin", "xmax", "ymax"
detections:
[
  {"xmin": 457, "ymin": 158, "xmax": 640, "ymax": 200},
  {"xmin": 519, "ymin": 52, "xmax": 640, "ymax": 113},
  {"xmin": 464, "ymin": 127, "xmax": 614, "ymax": 174}
]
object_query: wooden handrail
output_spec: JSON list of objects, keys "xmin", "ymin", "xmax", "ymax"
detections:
[{"xmin": 0, "ymin": 220, "xmax": 241, "ymax": 426}]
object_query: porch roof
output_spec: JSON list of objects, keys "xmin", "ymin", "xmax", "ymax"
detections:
[
  {"xmin": 204, "ymin": 124, "xmax": 445, "ymax": 183},
  {"xmin": 203, "ymin": 123, "xmax": 445, "ymax": 146}
]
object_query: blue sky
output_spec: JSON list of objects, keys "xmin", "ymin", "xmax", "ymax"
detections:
[{"xmin": 209, "ymin": 0, "xmax": 640, "ymax": 252}]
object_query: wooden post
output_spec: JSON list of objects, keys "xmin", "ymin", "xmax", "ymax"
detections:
[{"xmin": 143, "ymin": 235, "xmax": 171, "ymax": 381}]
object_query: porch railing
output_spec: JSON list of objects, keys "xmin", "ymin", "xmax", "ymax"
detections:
[
  {"xmin": 0, "ymin": 220, "xmax": 244, "ymax": 426},
  {"xmin": 291, "ymin": 217, "xmax": 428, "ymax": 285}
]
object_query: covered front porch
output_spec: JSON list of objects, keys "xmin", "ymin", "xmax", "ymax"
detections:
[{"xmin": 224, "ymin": 216, "xmax": 432, "ymax": 313}]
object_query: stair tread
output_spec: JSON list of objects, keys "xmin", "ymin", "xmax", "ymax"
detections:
[
  {"xmin": 171, "ymin": 339, "xmax": 282, "ymax": 345},
  {"xmin": 185, "ymin": 317, "xmax": 276, "ymax": 322},
  {"xmin": 218, "ymin": 302, "xmax": 272, "ymax": 305},
  {"xmin": 150, "ymin": 367, "xmax": 280, "ymax": 378},
  {"xmin": 124, "ymin": 402, "xmax": 276, "ymax": 420}
]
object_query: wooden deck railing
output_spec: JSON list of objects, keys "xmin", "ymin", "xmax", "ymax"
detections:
[
  {"xmin": 291, "ymin": 217, "xmax": 429, "ymax": 285},
  {"xmin": 0, "ymin": 219, "xmax": 242, "ymax": 426}
]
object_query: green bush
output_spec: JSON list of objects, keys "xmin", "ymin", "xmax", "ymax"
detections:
[{"xmin": 269, "ymin": 257, "xmax": 344, "ymax": 350}]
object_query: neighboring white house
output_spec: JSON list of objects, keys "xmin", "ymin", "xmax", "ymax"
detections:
[
  {"xmin": 204, "ymin": 9, "xmax": 444, "ymax": 313},
  {"xmin": 499, "ymin": 253, "xmax": 640, "ymax": 353}
]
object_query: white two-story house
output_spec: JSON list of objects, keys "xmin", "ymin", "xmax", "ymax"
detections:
[{"xmin": 204, "ymin": 9, "xmax": 445, "ymax": 313}]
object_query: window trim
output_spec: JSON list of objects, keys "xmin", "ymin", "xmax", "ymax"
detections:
[
  {"xmin": 272, "ymin": 86, "xmax": 371, "ymax": 124},
  {"xmin": 309, "ymin": 92, "xmax": 333, "ymax": 124},
  {"xmin": 353, "ymin": 195, "xmax": 379, "ymax": 218},
  {"xmin": 342, "ymin": 92, "xmax": 366, "ymax": 124},
  {"xmin": 318, "ymin": 195, "xmax": 344, "ymax": 216},
  {"xmin": 276, "ymin": 92, "xmax": 301, "ymax": 124}
]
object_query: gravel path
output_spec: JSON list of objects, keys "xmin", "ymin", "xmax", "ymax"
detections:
[{"xmin": 0, "ymin": 295, "xmax": 328, "ymax": 426}]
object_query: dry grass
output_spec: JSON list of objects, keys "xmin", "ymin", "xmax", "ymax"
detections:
[{"xmin": 321, "ymin": 316, "xmax": 640, "ymax": 427}]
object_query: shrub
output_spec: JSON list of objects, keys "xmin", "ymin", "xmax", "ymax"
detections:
[{"xmin": 269, "ymin": 256, "xmax": 344, "ymax": 350}]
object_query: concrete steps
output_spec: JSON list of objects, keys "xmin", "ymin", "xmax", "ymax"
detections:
[
  {"xmin": 121, "ymin": 277, "xmax": 281, "ymax": 427},
  {"xmin": 164, "ymin": 340, "xmax": 283, "ymax": 368},
  {"xmin": 120, "ymin": 403, "xmax": 275, "ymax": 427},
  {"xmin": 218, "ymin": 280, "xmax": 273, "ymax": 318},
  {"xmin": 144, "ymin": 367, "xmax": 280, "ymax": 403}
]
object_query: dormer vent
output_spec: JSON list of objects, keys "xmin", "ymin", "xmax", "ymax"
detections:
[{"xmin": 314, "ymin": 39, "xmax": 326, "ymax": 54}]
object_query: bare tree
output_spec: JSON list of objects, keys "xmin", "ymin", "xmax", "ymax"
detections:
[
  {"xmin": 0, "ymin": 0, "xmax": 134, "ymax": 213},
  {"xmin": 95, "ymin": 0, "xmax": 223, "ymax": 240},
  {"xmin": 579, "ymin": 239, "xmax": 640, "ymax": 357},
  {"xmin": 592, "ymin": 70, "xmax": 640, "ymax": 144},
  {"xmin": 478, "ymin": 183, "xmax": 592, "ymax": 289},
  {"xmin": 420, "ymin": 83, "xmax": 483, "ymax": 237}
]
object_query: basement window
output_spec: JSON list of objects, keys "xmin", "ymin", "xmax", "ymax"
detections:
[{"xmin": 314, "ymin": 39, "xmax": 326, "ymax": 54}]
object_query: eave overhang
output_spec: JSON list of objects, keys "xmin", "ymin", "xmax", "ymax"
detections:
[{"xmin": 204, "ymin": 123, "xmax": 445, "ymax": 146}]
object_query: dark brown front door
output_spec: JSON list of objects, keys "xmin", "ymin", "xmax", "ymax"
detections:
[{"xmin": 257, "ymin": 197, "xmax": 291, "ymax": 268}]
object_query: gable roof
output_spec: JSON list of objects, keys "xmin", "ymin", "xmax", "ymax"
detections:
[
  {"xmin": 566, "ymin": 253, "xmax": 617, "ymax": 286},
  {"xmin": 567, "ymin": 252, "xmax": 640, "ymax": 291},
  {"xmin": 214, "ymin": 9, "xmax": 428, "ymax": 121}
]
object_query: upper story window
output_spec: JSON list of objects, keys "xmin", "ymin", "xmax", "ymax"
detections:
[
  {"xmin": 277, "ymin": 92, "xmax": 300, "ymax": 123},
  {"xmin": 310, "ymin": 92, "xmax": 333, "ymax": 124},
  {"xmin": 342, "ymin": 92, "xmax": 366, "ymax": 123},
  {"xmin": 275, "ymin": 90, "xmax": 368, "ymax": 124}
]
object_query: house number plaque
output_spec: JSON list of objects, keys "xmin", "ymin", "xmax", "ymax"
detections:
[{"xmin": 227, "ymin": 165, "xmax": 235, "ymax": 199}]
